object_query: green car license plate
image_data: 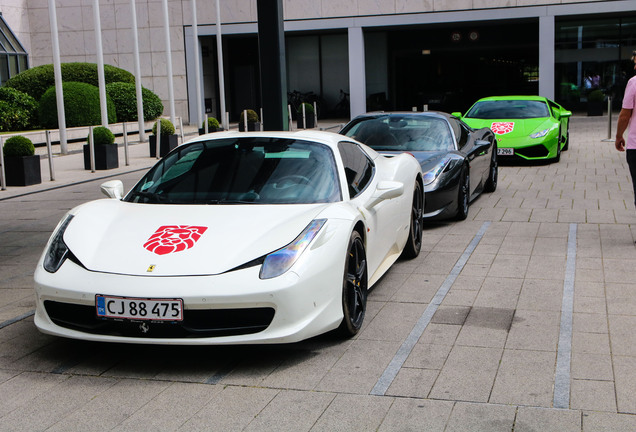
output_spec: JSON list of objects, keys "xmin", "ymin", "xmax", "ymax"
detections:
[{"xmin": 497, "ymin": 148, "xmax": 514, "ymax": 156}]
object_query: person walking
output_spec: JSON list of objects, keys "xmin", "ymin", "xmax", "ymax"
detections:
[{"xmin": 615, "ymin": 51, "xmax": 636, "ymax": 210}]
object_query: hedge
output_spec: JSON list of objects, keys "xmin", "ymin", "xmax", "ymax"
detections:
[
  {"xmin": 0, "ymin": 87, "xmax": 39, "ymax": 131},
  {"xmin": 5, "ymin": 63, "xmax": 135, "ymax": 101},
  {"xmin": 39, "ymin": 82, "xmax": 117, "ymax": 129},
  {"xmin": 105, "ymin": 82, "xmax": 163, "ymax": 122}
]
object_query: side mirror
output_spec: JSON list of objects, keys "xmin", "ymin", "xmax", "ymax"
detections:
[
  {"xmin": 367, "ymin": 180, "xmax": 404, "ymax": 208},
  {"xmin": 100, "ymin": 180, "xmax": 124, "ymax": 199},
  {"xmin": 561, "ymin": 110, "xmax": 572, "ymax": 118},
  {"xmin": 472, "ymin": 139, "xmax": 493, "ymax": 156},
  {"xmin": 451, "ymin": 112, "xmax": 462, "ymax": 118}
]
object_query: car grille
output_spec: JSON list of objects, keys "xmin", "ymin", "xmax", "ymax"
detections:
[
  {"xmin": 514, "ymin": 144, "xmax": 550, "ymax": 159},
  {"xmin": 44, "ymin": 300, "xmax": 275, "ymax": 338}
]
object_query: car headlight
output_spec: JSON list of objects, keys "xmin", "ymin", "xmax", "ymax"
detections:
[
  {"xmin": 259, "ymin": 219, "xmax": 326, "ymax": 279},
  {"xmin": 421, "ymin": 157, "xmax": 451, "ymax": 186},
  {"xmin": 530, "ymin": 129, "xmax": 550, "ymax": 139},
  {"xmin": 43, "ymin": 214, "xmax": 74, "ymax": 273}
]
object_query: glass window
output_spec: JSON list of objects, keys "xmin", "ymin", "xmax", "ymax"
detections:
[
  {"xmin": 0, "ymin": 15, "xmax": 28, "ymax": 86},
  {"xmin": 126, "ymin": 138, "xmax": 341, "ymax": 205},
  {"xmin": 338, "ymin": 141, "xmax": 374, "ymax": 198},
  {"xmin": 341, "ymin": 114, "xmax": 454, "ymax": 152},
  {"xmin": 457, "ymin": 123, "xmax": 470, "ymax": 149},
  {"xmin": 465, "ymin": 100, "xmax": 550, "ymax": 119},
  {"xmin": 8, "ymin": 55, "xmax": 17, "ymax": 77},
  {"xmin": 0, "ymin": 55, "xmax": 8, "ymax": 85},
  {"xmin": 556, "ymin": 15, "xmax": 636, "ymax": 110}
]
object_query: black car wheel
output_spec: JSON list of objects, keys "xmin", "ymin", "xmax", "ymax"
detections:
[
  {"xmin": 484, "ymin": 148, "xmax": 498, "ymax": 193},
  {"xmin": 337, "ymin": 230, "xmax": 367, "ymax": 337},
  {"xmin": 401, "ymin": 181, "xmax": 423, "ymax": 259},
  {"xmin": 456, "ymin": 166, "xmax": 469, "ymax": 221},
  {"xmin": 554, "ymin": 128, "xmax": 562, "ymax": 163}
]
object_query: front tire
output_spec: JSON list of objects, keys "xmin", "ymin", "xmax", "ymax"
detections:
[
  {"xmin": 554, "ymin": 128, "xmax": 562, "ymax": 163},
  {"xmin": 484, "ymin": 146, "xmax": 498, "ymax": 193},
  {"xmin": 401, "ymin": 181, "xmax": 423, "ymax": 259},
  {"xmin": 337, "ymin": 230, "xmax": 368, "ymax": 337},
  {"xmin": 455, "ymin": 166, "xmax": 469, "ymax": 221}
]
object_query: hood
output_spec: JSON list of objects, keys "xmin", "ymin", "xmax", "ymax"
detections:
[
  {"xmin": 63, "ymin": 199, "xmax": 328, "ymax": 276},
  {"xmin": 464, "ymin": 117, "xmax": 553, "ymax": 137}
]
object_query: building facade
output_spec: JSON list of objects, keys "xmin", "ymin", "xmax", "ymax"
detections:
[{"xmin": 1, "ymin": 0, "xmax": 635, "ymax": 124}]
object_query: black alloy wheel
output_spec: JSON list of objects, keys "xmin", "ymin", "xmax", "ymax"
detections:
[
  {"xmin": 337, "ymin": 230, "xmax": 368, "ymax": 337},
  {"xmin": 401, "ymin": 181, "xmax": 423, "ymax": 259},
  {"xmin": 484, "ymin": 147, "xmax": 498, "ymax": 193},
  {"xmin": 456, "ymin": 166, "xmax": 469, "ymax": 221},
  {"xmin": 554, "ymin": 128, "xmax": 562, "ymax": 163}
]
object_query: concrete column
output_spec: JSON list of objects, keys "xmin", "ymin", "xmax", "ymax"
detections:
[
  {"xmin": 348, "ymin": 26, "xmax": 366, "ymax": 119},
  {"xmin": 539, "ymin": 15, "xmax": 555, "ymax": 100}
]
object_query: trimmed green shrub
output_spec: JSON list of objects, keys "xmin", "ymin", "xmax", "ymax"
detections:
[
  {"xmin": 0, "ymin": 101, "xmax": 32, "ymax": 133},
  {"xmin": 89, "ymin": 126, "xmax": 115, "ymax": 146},
  {"xmin": 5, "ymin": 63, "xmax": 135, "ymax": 101},
  {"xmin": 239, "ymin": 109, "xmax": 259, "ymax": 124},
  {"xmin": 105, "ymin": 82, "xmax": 163, "ymax": 122},
  {"xmin": 152, "ymin": 118, "xmax": 175, "ymax": 136},
  {"xmin": 588, "ymin": 89, "xmax": 604, "ymax": 102},
  {"xmin": 0, "ymin": 87, "xmax": 39, "ymax": 131},
  {"xmin": 3, "ymin": 135, "xmax": 35, "ymax": 157},
  {"xmin": 297, "ymin": 102, "xmax": 314, "ymax": 115},
  {"xmin": 201, "ymin": 117, "xmax": 220, "ymax": 130},
  {"xmin": 38, "ymin": 82, "xmax": 117, "ymax": 129}
]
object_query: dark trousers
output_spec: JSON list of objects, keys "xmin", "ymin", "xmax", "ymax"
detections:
[{"xmin": 627, "ymin": 149, "xmax": 636, "ymax": 208}]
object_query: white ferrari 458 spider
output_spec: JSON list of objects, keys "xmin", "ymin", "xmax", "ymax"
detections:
[{"xmin": 34, "ymin": 131, "xmax": 423, "ymax": 344}]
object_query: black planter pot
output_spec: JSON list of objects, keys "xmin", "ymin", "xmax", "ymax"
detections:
[
  {"xmin": 198, "ymin": 127, "xmax": 220, "ymax": 135},
  {"xmin": 4, "ymin": 155, "xmax": 42, "ymax": 186},
  {"xmin": 83, "ymin": 144, "xmax": 119, "ymax": 170},
  {"xmin": 587, "ymin": 101, "xmax": 603, "ymax": 116},
  {"xmin": 149, "ymin": 134, "xmax": 179, "ymax": 157},
  {"xmin": 297, "ymin": 115, "xmax": 315, "ymax": 129},
  {"xmin": 238, "ymin": 122, "xmax": 261, "ymax": 132}
]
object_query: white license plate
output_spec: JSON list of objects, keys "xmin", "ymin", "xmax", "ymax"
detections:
[
  {"xmin": 96, "ymin": 295, "xmax": 183, "ymax": 321},
  {"xmin": 497, "ymin": 148, "xmax": 514, "ymax": 156}
]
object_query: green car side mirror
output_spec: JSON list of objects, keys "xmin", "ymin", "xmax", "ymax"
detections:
[{"xmin": 451, "ymin": 112, "xmax": 462, "ymax": 118}]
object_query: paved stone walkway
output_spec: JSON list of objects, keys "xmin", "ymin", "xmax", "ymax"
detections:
[{"xmin": 1, "ymin": 115, "xmax": 635, "ymax": 431}]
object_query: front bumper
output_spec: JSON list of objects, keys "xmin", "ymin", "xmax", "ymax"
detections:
[
  {"xmin": 34, "ymin": 245, "xmax": 347, "ymax": 345},
  {"xmin": 496, "ymin": 135, "xmax": 559, "ymax": 161}
]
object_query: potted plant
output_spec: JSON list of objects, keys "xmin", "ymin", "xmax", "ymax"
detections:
[
  {"xmin": 83, "ymin": 126, "xmax": 119, "ymax": 170},
  {"xmin": 587, "ymin": 89, "xmax": 604, "ymax": 116},
  {"xmin": 149, "ymin": 118, "xmax": 178, "ymax": 157},
  {"xmin": 199, "ymin": 116, "xmax": 221, "ymax": 135},
  {"xmin": 2, "ymin": 135, "xmax": 41, "ymax": 186},
  {"xmin": 297, "ymin": 102, "xmax": 315, "ymax": 129},
  {"xmin": 238, "ymin": 109, "xmax": 260, "ymax": 131}
]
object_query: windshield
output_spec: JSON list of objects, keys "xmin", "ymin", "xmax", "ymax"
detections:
[
  {"xmin": 342, "ymin": 115, "xmax": 454, "ymax": 152},
  {"xmin": 125, "ymin": 137, "xmax": 341, "ymax": 204},
  {"xmin": 465, "ymin": 100, "xmax": 550, "ymax": 119}
]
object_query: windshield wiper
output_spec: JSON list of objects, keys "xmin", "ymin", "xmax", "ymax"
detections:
[
  {"xmin": 206, "ymin": 199, "xmax": 256, "ymax": 204},
  {"xmin": 128, "ymin": 191, "xmax": 170, "ymax": 203}
]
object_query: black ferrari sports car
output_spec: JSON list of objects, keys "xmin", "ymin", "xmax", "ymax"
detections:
[{"xmin": 340, "ymin": 112, "xmax": 498, "ymax": 220}]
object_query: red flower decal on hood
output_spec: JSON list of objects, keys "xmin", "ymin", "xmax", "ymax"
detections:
[
  {"xmin": 143, "ymin": 225, "xmax": 208, "ymax": 255},
  {"xmin": 491, "ymin": 122, "xmax": 515, "ymax": 135}
]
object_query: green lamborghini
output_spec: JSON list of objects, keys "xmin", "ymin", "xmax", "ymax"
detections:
[{"xmin": 455, "ymin": 96, "xmax": 572, "ymax": 163}]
